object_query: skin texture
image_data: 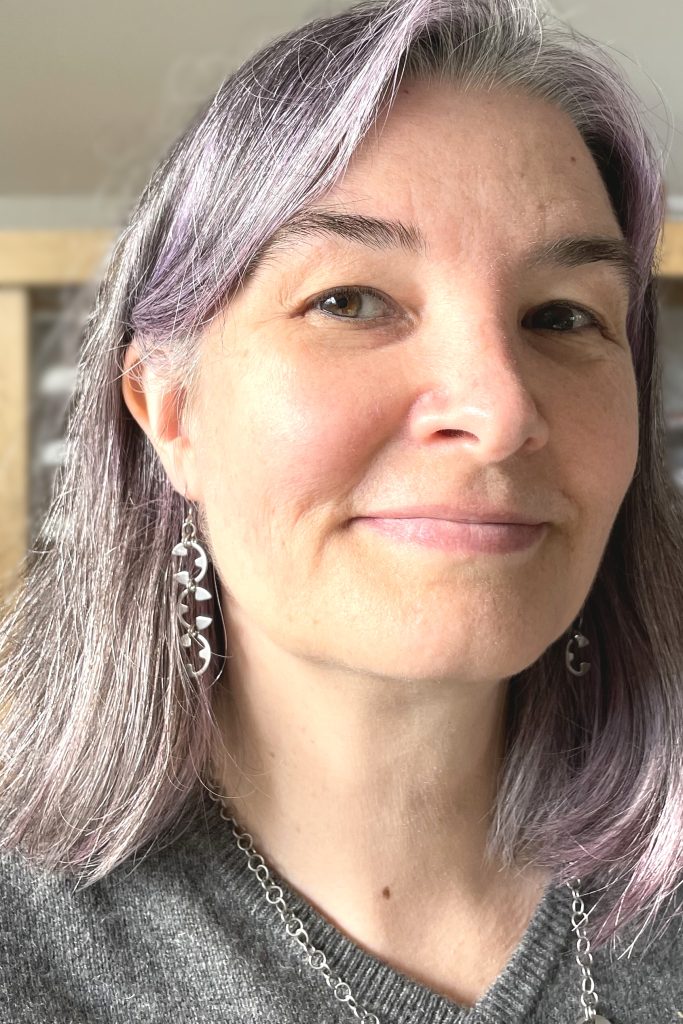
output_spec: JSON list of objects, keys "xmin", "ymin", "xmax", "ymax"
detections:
[{"xmin": 122, "ymin": 82, "xmax": 638, "ymax": 1006}]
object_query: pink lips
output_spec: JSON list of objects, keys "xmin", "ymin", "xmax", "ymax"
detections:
[{"xmin": 353, "ymin": 515, "xmax": 547, "ymax": 554}]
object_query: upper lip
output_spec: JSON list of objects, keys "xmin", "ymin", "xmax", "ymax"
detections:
[{"xmin": 356, "ymin": 505, "xmax": 547, "ymax": 526}]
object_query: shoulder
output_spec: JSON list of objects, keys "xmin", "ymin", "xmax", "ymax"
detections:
[
  {"xmin": 585, "ymin": 882, "xmax": 683, "ymax": 1012},
  {"xmin": 0, "ymin": 804, "xmax": 247, "ymax": 1022},
  {"xmin": 0, "ymin": 799, "xmax": 226, "ymax": 934}
]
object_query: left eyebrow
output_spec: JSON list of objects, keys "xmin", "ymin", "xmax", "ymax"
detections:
[{"xmin": 525, "ymin": 236, "xmax": 639, "ymax": 295}]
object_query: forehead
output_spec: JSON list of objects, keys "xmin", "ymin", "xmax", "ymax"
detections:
[
  {"xmin": 327, "ymin": 81, "xmax": 621, "ymax": 250},
  {"xmin": 237, "ymin": 82, "xmax": 634, "ymax": 301}
]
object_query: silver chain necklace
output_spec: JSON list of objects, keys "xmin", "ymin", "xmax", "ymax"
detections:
[{"xmin": 208, "ymin": 791, "xmax": 612, "ymax": 1023}]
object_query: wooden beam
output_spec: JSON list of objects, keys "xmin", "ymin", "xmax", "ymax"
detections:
[
  {"xmin": 0, "ymin": 288, "xmax": 29, "ymax": 603},
  {"xmin": 0, "ymin": 230, "xmax": 113, "ymax": 285},
  {"xmin": 659, "ymin": 220, "xmax": 683, "ymax": 279}
]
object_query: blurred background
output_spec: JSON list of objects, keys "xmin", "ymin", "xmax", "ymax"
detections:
[{"xmin": 1, "ymin": 0, "xmax": 682, "ymax": 601}]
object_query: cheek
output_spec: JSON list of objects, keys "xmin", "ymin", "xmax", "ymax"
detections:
[
  {"xmin": 193, "ymin": 349, "xmax": 384, "ymax": 565},
  {"xmin": 564, "ymin": 360, "xmax": 639, "ymax": 531}
]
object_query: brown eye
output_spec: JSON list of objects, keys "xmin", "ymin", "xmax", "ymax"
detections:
[
  {"xmin": 523, "ymin": 302, "xmax": 603, "ymax": 333},
  {"xmin": 309, "ymin": 287, "xmax": 393, "ymax": 321}
]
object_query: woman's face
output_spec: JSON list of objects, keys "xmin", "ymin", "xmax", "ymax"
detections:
[{"xmin": 185, "ymin": 82, "xmax": 638, "ymax": 685}]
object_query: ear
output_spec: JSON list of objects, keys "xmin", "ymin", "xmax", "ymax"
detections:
[{"xmin": 120, "ymin": 342, "xmax": 203, "ymax": 502}]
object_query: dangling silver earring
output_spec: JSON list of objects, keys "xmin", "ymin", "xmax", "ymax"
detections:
[
  {"xmin": 565, "ymin": 612, "xmax": 591, "ymax": 677},
  {"xmin": 172, "ymin": 503, "xmax": 213, "ymax": 677}
]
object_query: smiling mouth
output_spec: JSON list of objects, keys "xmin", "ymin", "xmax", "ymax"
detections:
[{"xmin": 352, "ymin": 516, "xmax": 548, "ymax": 555}]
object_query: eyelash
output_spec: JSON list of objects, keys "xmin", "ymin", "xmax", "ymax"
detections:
[{"xmin": 304, "ymin": 285, "xmax": 607, "ymax": 335}]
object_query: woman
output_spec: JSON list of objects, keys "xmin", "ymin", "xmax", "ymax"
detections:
[{"xmin": 0, "ymin": 0, "xmax": 681, "ymax": 1021}]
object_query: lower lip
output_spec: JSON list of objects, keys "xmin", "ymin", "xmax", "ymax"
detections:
[{"xmin": 353, "ymin": 517, "xmax": 548, "ymax": 554}]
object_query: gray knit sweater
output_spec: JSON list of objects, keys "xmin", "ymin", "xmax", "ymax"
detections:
[{"xmin": 1, "ymin": 790, "xmax": 681, "ymax": 1024}]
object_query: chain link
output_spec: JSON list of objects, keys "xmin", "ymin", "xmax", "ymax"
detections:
[
  {"xmin": 567, "ymin": 876, "xmax": 602, "ymax": 1022},
  {"xmin": 182, "ymin": 516, "xmax": 197, "ymax": 543},
  {"xmin": 209, "ymin": 791, "xmax": 606, "ymax": 1024}
]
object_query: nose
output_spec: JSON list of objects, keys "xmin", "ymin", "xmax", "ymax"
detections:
[{"xmin": 406, "ymin": 318, "xmax": 550, "ymax": 463}]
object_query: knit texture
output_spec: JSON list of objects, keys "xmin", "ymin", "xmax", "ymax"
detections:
[{"xmin": 1, "ymin": 790, "xmax": 681, "ymax": 1023}]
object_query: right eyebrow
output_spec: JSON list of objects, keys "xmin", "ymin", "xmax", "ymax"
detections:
[{"xmin": 243, "ymin": 208, "xmax": 427, "ymax": 279}]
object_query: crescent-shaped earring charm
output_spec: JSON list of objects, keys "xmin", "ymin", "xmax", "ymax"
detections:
[{"xmin": 565, "ymin": 614, "xmax": 591, "ymax": 678}]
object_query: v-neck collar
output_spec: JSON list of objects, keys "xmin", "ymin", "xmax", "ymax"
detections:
[{"xmin": 203, "ymin": 792, "xmax": 573, "ymax": 1023}]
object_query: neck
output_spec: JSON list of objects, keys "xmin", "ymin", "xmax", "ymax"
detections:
[{"xmin": 208, "ymin": 607, "xmax": 549, "ymax": 956}]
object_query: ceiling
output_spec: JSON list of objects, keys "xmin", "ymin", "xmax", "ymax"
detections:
[{"xmin": 1, "ymin": 0, "xmax": 681, "ymax": 227}]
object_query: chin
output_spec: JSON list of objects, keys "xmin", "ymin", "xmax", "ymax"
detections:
[{"xmin": 324, "ymin": 632, "xmax": 548, "ymax": 685}]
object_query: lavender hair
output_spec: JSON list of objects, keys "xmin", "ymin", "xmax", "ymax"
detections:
[{"xmin": 0, "ymin": 0, "xmax": 681, "ymax": 956}]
